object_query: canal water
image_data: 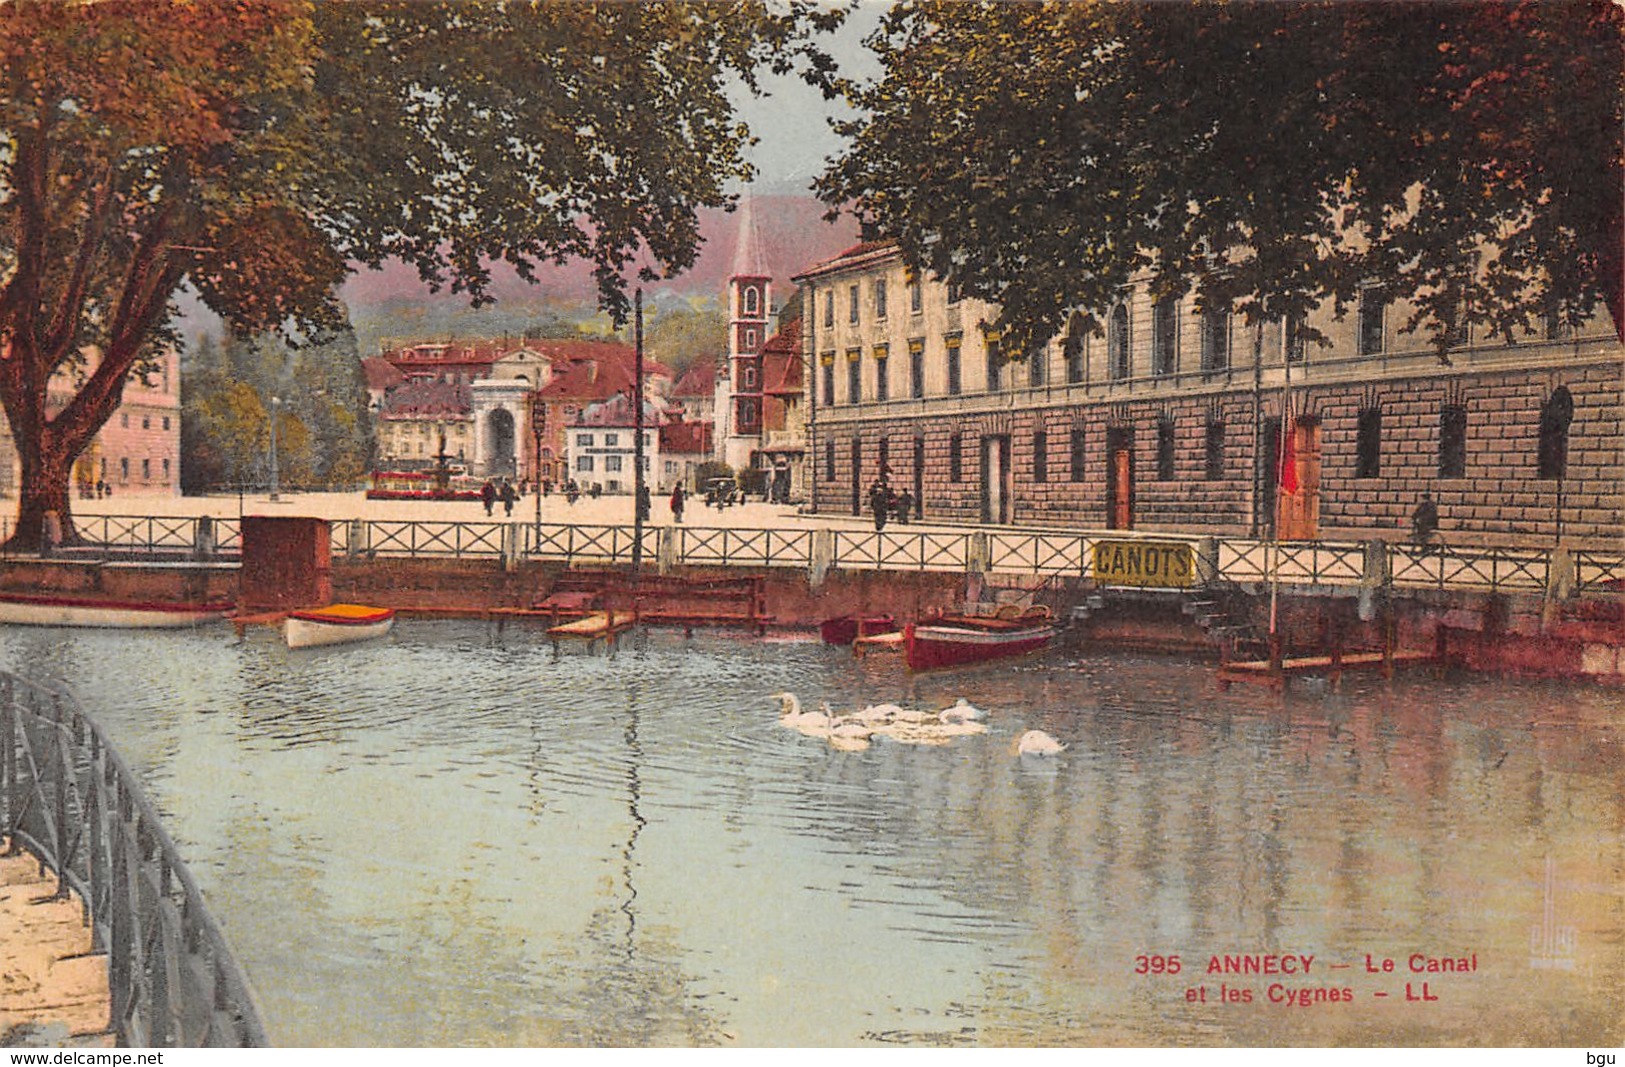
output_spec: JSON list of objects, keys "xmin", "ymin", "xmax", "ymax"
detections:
[{"xmin": 2, "ymin": 622, "xmax": 1620, "ymax": 1047}]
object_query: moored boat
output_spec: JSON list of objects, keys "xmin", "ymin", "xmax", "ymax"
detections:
[
  {"xmin": 902, "ymin": 607, "xmax": 1058, "ymax": 671},
  {"xmin": 284, "ymin": 604, "xmax": 396, "ymax": 649},
  {"xmin": 819, "ymin": 613, "xmax": 898, "ymax": 645},
  {"xmin": 0, "ymin": 591, "xmax": 234, "ymax": 629}
]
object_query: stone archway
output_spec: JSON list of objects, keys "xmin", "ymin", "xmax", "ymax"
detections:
[{"xmin": 485, "ymin": 408, "xmax": 516, "ymax": 478}]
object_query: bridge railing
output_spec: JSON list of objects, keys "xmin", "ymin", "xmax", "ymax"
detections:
[
  {"xmin": 676, "ymin": 526, "xmax": 815, "ymax": 568},
  {"xmin": 0, "ymin": 673, "xmax": 267, "ymax": 1047}
]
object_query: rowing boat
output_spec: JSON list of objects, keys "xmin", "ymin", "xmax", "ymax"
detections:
[
  {"xmin": 902, "ymin": 607, "xmax": 1057, "ymax": 671},
  {"xmin": 284, "ymin": 604, "xmax": 396, "ymax": 649},
  {"xmin": 0, "ymin": 592, "xmax": 234, "ymax": 629}
]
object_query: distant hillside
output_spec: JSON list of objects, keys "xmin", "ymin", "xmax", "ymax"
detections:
[{"xmin": 340, "ymin": 195, "xmax": 860, "ymax": 319}]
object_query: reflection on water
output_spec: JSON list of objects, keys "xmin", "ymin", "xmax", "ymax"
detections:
[{"xmin": 2, "ymin": 622, "xmax": 1620, "ymax": 1046}]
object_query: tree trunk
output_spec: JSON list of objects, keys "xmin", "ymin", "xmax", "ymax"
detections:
[{"xmin": 7, "ymin": 436, "xmax": 79, "ymax": 554}]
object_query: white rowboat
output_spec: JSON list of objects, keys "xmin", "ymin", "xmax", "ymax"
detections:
[
  {"xmin": 284, "ymin": 604, "xmax": 396, "ymax": 649},
  {"xmin": 0, "ymin": 592, "xmax": 234, "ymax": 629}
]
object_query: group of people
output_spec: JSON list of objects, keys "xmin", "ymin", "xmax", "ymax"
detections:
[
  {"xmin": 78, "ymin": 480, "xmax": 113, "ymax": 500},
  {"xmin": 479, "ymin": 478, "xmax": 519, "ymax": 516},
  {"xmin": 867, "ymin": 479, "xmax": 914, "ymax": 531}
]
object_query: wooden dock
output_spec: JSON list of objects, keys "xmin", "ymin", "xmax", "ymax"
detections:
[
  {"xmin": 1218, "ymin": 649, "xmax": 1435, "ymax": 688},
  {"xmin": 547, "ymin": 610, "xmax": 637, "ymax": 641},
  {"xmin": 853, "ymin": 630, "xmax": 905, "ymax": 657}
]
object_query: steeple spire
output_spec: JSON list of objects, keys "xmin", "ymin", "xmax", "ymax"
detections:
[{"xmin": 731, "ymin": 187, "xmax": 766, "ymax": 280}]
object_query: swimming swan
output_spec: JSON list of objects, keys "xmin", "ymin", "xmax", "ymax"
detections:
[
  {"xmin": 1016, "ymin": 729, "xmax": 1066, "ymax": 756},
  {"xmin": 939, "ymin": 698, "xmax": 986, "ymax": 724}
]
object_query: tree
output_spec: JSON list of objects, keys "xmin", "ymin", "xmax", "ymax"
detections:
[
  {"xmin": 0, "ymin": 0, "xmax": 840, "ymax": 548},
  {"xmin": 644, "ymin": 305, "xmax": 728, "ymax": 380},
  {"xmin": 818, "ymin": 1, "xmax": 1623, "ymax": 361}
]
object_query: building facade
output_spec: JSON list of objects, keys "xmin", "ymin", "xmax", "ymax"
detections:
[
  {"xmin": 565, "ymin": 394, "xmax": 660, "ymax": 495},
  {"xmin": 0, "ymin": 346, "xmax": 183, "ymax": 499},
  {"xmin": 795, "ymin": 241, "xmax": 1623, "ymax": 546}
]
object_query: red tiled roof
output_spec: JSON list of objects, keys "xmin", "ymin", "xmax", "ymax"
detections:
[
  {"xmin": 379, "ymin": 381, "xmax": 471, "ymax": 419},
  {"xmin": 791, "ymin": 239, "xmax": 901, "ymax": 282},
  {"xmin": 761, "ymin": 316, "xmax": 801, "ymax": 357},
  {"xmin": 362, "ymin": 357, "xmax": 405, "ymax": 391},
  {"xmin": 672, "ymin": 363, "xmax": 718, "ymax": 398},
  {"xmin": 762, "ymin": 353, "xmax": 803, "ymax": 396},
  {"xmin": 660, "ymin": 420, "xmax": 713, "ymax": 456}
]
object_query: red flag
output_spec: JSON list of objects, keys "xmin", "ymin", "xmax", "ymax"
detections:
[{"xmin": 1278, "ymin": 422, "xmax": 1299, "ymax": 494}]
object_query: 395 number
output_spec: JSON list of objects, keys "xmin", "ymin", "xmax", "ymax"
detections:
[{"xmin": 1134, "ymin": 954, "xmax": 1182, "ymax": 975}]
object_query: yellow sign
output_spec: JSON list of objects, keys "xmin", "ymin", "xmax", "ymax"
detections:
[{"xmin": 1091, "ymin": 540, "xmax": 1195, "ymax": 588}]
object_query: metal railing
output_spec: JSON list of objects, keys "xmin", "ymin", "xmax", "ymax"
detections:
[
  {"xmin": 0, "ymin": 673, "xmax": 267, "ymax": 1047},
  {"xmin": 677, "ymin": 526, "xmax": 815, "ymax": 568},
  {"xmin": 833, "ymin": 529, "xmax": 971, "ymax": 572},
  {"xmin": 26, "ymin": 510, "xmax": 1625, "ymax": 600}
]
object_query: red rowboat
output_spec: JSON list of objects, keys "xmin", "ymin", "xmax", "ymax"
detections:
[
  {"xmin": 0, "ymin": 591, "xmax": 234, "ymax": 628},
  {"xmin": 819, "ymin": 613, "xmax": 898, "ymax": 645},
  {"xmin": 285, "ymin": 604, "xmax": 396, "ymax": 649},
  {"xmin": 902, "ymin": 607, "xmax": 1058, "ymax": 671}
]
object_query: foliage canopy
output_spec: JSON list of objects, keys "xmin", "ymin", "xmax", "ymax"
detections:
[
  {"xmin": 818, "ymin": 0, "xmax": 1623, "ymax": 359},
  {"xmin": 0, "ymin": 0, "xmax": 838, "ymax": 545}
]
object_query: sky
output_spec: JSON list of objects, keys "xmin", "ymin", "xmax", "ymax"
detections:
[{"xmin": 728, "ymin": 0, "xmax": 886, "ymax": 194}]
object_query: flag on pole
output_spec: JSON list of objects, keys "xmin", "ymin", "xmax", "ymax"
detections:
[{"xmin": 1278, "ymin": 419, "xmax": 1299, "ymax": 494}]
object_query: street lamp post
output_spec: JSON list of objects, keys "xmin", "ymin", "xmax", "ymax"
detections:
[
  {"xmin": 532, "ymin": 393, "xmax": 546, "ymax": 528},
  {"xmin": 268, "ymin": 396, "xmax": 281, "ymax": 501}
]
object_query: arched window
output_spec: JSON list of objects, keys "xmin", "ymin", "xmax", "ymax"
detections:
[
  {"xmin": 1064, "ymin": 313, "xmax": 1087, "ymax": 384},
  {"xmin": 1109, "ymin": 304, "xmax": 1130, "ymax": 379},
  {"xmin": 743, "ymin": 285, "xmax": 760, "ymax": 315},
  {"xmin": 1538, "ymin": 386, "xmax": 1574, "ymax": 479}
]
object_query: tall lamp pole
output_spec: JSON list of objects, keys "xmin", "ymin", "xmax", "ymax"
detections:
[
  {"xmin": 268, "ymin": 395, "xmax": 281, "ymax": 501},
  {"xmin": 532, "ymin": 392, "xmax": 546, "ymax": 528},
  {"xmin": 632, "ymin": 288, "xmax": 646, "ymax": 573}
]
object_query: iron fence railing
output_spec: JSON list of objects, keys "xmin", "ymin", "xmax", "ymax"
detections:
[
  {"xmin": 1572, "ymin": 550, "xmax": 1625, "ymax": 596},
  {"xmin": 989, "ymin": 531, "xmax": 1093, "ymax": 576},
  {"xmin": 359, "ymin": 520, "xmax": 507, "ymax": 559},
  {"xmin": 526, "ymin": 522, "xmax": 657, "ymax": 566},
  {"xmin": 833, "ymin": 530, "xmax": 971, "ymax": 572},
  {"xmin": 0, "ymin": 672, "xmax": 267, "ymax": 1047},
  {"xmin": 677, "ymin": 527, "xmax": 815, "ymax": 568},
  {"xmin": 1389, "ymin": 544, "xmax": 1549, "ymax": 593}
]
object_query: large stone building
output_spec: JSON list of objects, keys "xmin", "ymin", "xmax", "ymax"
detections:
[
  {"xmin": 793, "ymin": 240, "xmax": 1623, "ymax": 545},
  {"xmin": 0, "ymin": 345, "xmax": 182, "ymax": 499}
]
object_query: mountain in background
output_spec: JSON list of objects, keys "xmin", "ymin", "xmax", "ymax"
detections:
[{"xmin": 342, "ymin": 194, "xmax": 860, "ymax": 352}]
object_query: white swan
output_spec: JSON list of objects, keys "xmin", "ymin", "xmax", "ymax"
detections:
[
  {"xmin": 939, "ymin": 698, "xmax": 986, "ymax": 724},
  {"xmin": 772, "ymin": 692, "xmax": 831, "ymax": 731},
  {"xmin": 1016, "ymin": 729, "xmax": 1066, "ymax": 756},
  {"xmin": 854, "ymin": 702, "xmax": 906, "ymax": 724}
]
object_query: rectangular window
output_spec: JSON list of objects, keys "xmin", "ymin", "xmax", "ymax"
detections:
[
  {"xmin": 162, "ymin": 416, "xmax": 171, "ymax": 431},
  {"xmin": 1284, "ymin": 312, "xmax": 1307, "ymax": 363},
  {"xmin": 580, "ymin": 433, "xmax": 595, "ymax": 448},
  {"xmin": 986, "ymin": 338, "xmax": 1002, "ymax": 391},
  {"xmin": 1201, "ymin": 306, "xmax": 1229, "ymax": 372},
  {"xmin": 605, "ymin": 455, "xmax": 623, "ymax": 472},
  {"xmin": 1152, "ymin": 298, "xmax": 1177, "ymax": 376},
  {"xmin": 825, "ymin": 438, "xmax": 835, "ymax": 479},
  {"xmin": 1033, "ymin": 430, "xmax": 1048, "ymax": 483},
  {"xmin": 1358, "ymin": 288, "xmax": 1386, "ymax": 356},
  {"xmin": 142, "ymin": 416, "xmax": 150, "ymax": 430},
  {"xmin": 121, "ymin": 457, "xmax": 128, "ymax": 478},
  {"xmin": 874, "ymin": 346, "xmax": 889, "ymax": 402},
  {"xmin": 142, "ymin": 458, "xmax": 151, "ymax": 479},
  {"xmin": 948, "ymin": 280, "xmax": 963, "ymax": 305},
  {"xmin": 847, "ymin": 349, "xmax": 862, "ymax": 404},
  {"xmin": 577, "ymin": 455, "xmax": 594, "ymax": 472},
  {"xmin": 822, "ymin": 357, "xmax": 835, "ymax": 407},
  {"xmin": 1109, "ymin": 304, "xmax": 1130, "ymax": 379},
  {"xmin": 910, "ymin": 278, "xmax": 923, "ymax": 314},
  {"xmin": 1356, "ymin": 408, "xmax": 1382, "ymax": 478},
  {"xmin": 604, "ymin": 432, "xmax": 619, "ymax": 447},
  {"xmin": 949, "ymin": 433, "xmax": 963, "ymax": 482},
  {"xmin": 909, "ymin": 340, "xmax": 924, "ymax": 399},
  {"xmin": 1438, "ymin": 405, "xmax": 1467, "ymax": 478},
  {"xmin": 946, "ymin": 338, "xmax": 962, "ymax": 395},
  {"xmin": 823, "ymin": 290, "xmax": 834, "ymax": 329},
  {"xmin": 1156, "ymin": 418, "xmax": 1176, "ymax": 480},
  {"xmin": 1070, "ymin": 428, "xmax": 1086, "ymax": 482},
  {"xmin": 1205, "ymin": 420, "xmax": 1225, "ymax": 480},
  {"xmin": 848, "ymin": 284, "xmax": 859, "ymax": 324},
  {"xmin": 875, "ymin": 279, "xmax": 888, "ymax": 320},
  {"xmin": 1029, "ymin": 348, "xmax": 1046, "ymax": 387},
  {"xmin": 162, "ymin": 458, "xmax": 171, "ymax": 476}
]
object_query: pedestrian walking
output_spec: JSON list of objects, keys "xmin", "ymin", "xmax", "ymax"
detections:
[
  {"xmin": 869, "ymin": 480, "xmax": 890, "ymax": 532},
  {"xmin": 895, "ymin": 487, "xmax": 913, "ymax": 525},
  {"xmin": 499, "ymin": 479, "xmax": 517, "ymax": 517},
  {"xmin": 670, "ymin": 484, "xmax": 686, "ymax": 524},
  {"xmin": 480, "ymin": 480, "xmax": 496, "ymax": 516}
]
